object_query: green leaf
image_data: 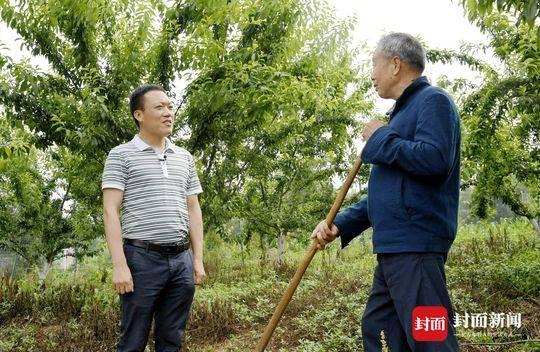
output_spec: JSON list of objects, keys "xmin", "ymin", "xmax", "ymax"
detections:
[
  {"xmin": 477, "ymin": 0, "xmax": 486, "ymax": 16},
  {"xmin": 468, "ymin": 0, "xmax": 478, "ymax": 20},
  {"xmin": 525, "ymin": 0, "xmax": 538, "ymax": 26}
]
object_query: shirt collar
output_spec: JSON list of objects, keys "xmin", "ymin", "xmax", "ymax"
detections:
[
  {"xmin": 131, "ymin": 135, "xmax": 175, "ymax": 153},
  {"xmin": 389, "ymin": 76, "xmax": 430, "ymax": 119}
]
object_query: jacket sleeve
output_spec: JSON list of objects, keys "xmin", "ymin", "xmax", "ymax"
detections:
[
  {"xmin": 361, "ymin": 93, "xmax": 459, "ymax": 176},
  {"xmin": 333, "ymin": 196, "xmax": 371, "ymax": 249}
]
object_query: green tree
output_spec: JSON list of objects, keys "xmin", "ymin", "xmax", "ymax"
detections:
[
  {"xmin": 0, "ymin": 0, "xmax": 370, "ymax": 256},
  {"xmin": 0, "ymin": 153, "xmax": 66, "ymax": 269},
  {"xmin": 454, "ymin": 2, "xmax": 540, "ymax": 219},
  {"xmin": 0, "ymin": 0, "xmax": 158, "ymax": 253},
  {"xmin": 460, "ymin": 0, "xmax": 540, "ymax": 30},
  {"xmin": 172, "ymin": 0, "xmax": 371, "ymax": 253},
  {"xmin": 0, "ymin": 115, "xmax": 99, "ymax": 271}
]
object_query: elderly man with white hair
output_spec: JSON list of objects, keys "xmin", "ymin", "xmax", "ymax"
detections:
[{"xmin": 312, "ymin": 33, "xmax": 461, "ymax": 351}]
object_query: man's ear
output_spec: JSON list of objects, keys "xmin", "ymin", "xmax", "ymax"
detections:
[
  {"xmin": 134, "ymin": 110, "xmax": 143, "ymax": 124},
  {"xmin": 391, "ymin": 55, "xmax": 401, "ymax": 75}
]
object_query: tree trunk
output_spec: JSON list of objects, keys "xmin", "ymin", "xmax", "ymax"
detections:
[
  {"xmin": 259, "ymin": 234, "xmax": 270, "ymax": 266},
  {"xmin": 240, "ymin": 236, "xmax": 246, "ymax": 267},
  {"xmin": 11, "ymin": 254, "xmax": 18, "ymax": 278},
  {"xmin": 264, "ymin": 241, "xmax": 270, "ymax": 263},
  {"xmin": 274, "ymin": 230, "xmax": 286, "ymax": 270},
  {"xmin": 38, "ymin": 259, "xmax": 52, "ymax": 281}
]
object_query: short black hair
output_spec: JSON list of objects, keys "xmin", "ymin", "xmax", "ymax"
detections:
[{"xmin": 129, "ymin": 84, "xmax": 167, "ymax": 127}]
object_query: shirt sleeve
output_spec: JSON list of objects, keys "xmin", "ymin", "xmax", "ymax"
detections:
[
  {"xmin": 186, "ymin": 154, "xmax": 203, "ymax": 196},
  {"xmin": 102, "ymin": 148, "xmax": 127, "ymax": 191}
]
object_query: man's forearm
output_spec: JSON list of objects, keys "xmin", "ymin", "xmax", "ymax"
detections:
[
  {"xmin": 188, "ymin": 206, "xmax": 204, "ymax": 262},
  {"xmin": 103, "ymin": 209, "xmax": 126, "ymax": 266}
]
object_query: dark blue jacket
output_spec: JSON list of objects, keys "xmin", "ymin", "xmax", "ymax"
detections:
[{"xmin": 334, "ymin": 77, "xmax": 460, "ymax": 253}]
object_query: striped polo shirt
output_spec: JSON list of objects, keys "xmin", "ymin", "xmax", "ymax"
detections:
[{"xmin": 101, "ymin": 135, "xmax": 203, "ymax": 244}]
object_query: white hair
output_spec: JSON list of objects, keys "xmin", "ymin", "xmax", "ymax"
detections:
[{"xmin": 376, "ymin": 33, "xmax": 426, "ymax": 73}]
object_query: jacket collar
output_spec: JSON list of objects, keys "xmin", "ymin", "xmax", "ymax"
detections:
[{"xmin": 388, "ymin": 76, "xmax": 430, "ymax": 119}]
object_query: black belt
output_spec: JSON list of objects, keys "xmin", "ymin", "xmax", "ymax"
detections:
[{"xmin": 124, "ymin": 238, "xmax": 190, "ymax": 255}]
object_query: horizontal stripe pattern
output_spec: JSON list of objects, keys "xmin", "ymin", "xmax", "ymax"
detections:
[{"xmin": 102, "ymin": 136, "xmax": 203, "ymax": 244}]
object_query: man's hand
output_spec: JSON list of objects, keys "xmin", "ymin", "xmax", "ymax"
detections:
[
  {"xmin": 193, "ymin": 260, "xmax": 206, "ymax": 286},
  {"xmin": 112, "ymin": 263, "xmax": 133, "ymax": 294},
  {"xmin": 361, "ymin": 119, "xmax": 386, "ymax": 141},
  {"xmin": 311, "ymin": 220, "xmax": 339, "ymax": 250}
]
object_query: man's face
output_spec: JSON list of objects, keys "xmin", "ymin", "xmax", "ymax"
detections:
[
  {"xmin": 135, "ymin": 90, "xmax": 174, "ymax": 137},
  {"xmin": 371, "ymin": 49, "xmax": 396, "ymax": 99}
]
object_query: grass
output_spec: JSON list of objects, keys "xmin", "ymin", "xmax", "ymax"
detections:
[{"xmin": 0, "ymin": 218, "xmax": 539, "ymax": 351}]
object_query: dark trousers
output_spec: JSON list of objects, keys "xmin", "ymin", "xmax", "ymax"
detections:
[
  {"xmin": 361, "ymin": 253, "xmax": 460, "ymax": 352},
  {"xmin": 117, "ymin": 244, "xmax": 195, "ymax": 352}
]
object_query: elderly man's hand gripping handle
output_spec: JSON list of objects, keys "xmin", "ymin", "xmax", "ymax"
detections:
[{"xmin": 311, "ymin": 220, "xmax": 339, "ymax": 250}]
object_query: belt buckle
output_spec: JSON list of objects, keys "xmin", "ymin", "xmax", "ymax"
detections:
[
  {"xmin": 159, "ymin": 241, "xmax": 188, "ymax": 254},
  {"xmin": 162, "ymin": 245, "xmax": 176, "ymax": 254}
]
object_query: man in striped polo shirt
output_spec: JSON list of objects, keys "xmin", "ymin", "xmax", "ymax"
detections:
[{"xmin": 102, "ymin": 84, "xmax": 205, "ymax": 351}]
